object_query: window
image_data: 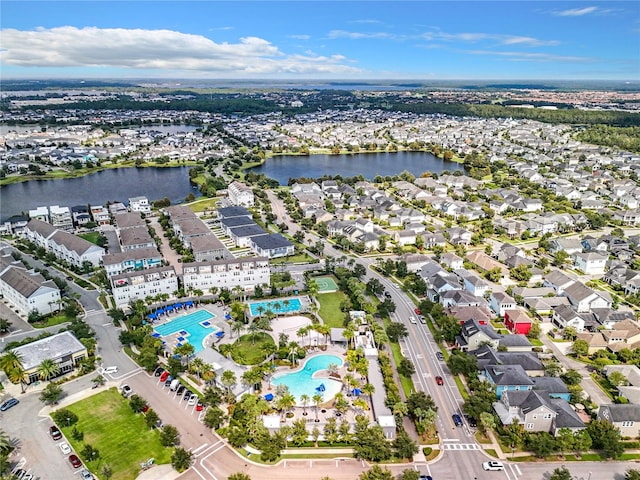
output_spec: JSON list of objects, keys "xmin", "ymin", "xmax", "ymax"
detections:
[
  {"xmin": 544, "ymin": 413, "xmax": 553, "ymax": 419},
  {"xmin": 526, "ymin": 423, "xmax": 534, "ymax": 430},
  {"xmin": 622, "ymin": 421, "xmax": 634, "ymax": 427}
]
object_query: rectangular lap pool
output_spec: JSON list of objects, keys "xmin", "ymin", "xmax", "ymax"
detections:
[
  {"xmin": 153, "ymin": 309, "xmax": 218, "ymax": 354},
  {"xmin": 248, "ymin": 298, "xmax": 302, "ymax": 317}
]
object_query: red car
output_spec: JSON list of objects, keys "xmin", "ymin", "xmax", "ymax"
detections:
[
  {"xmin": 142, "ymin": 404, "xmax": 150, "ymax": 414},
  {"xmin": 414, "ymin": 308, "xmax": 421, "ymax": 315},
  {"xmin": 69, "ymin": 454, "xmax": 82, "ymax": 468},
  {"xmin": 435, "ymin": 376, "xmax": 444, "ymax": 386},
  {"xmin": 196, "ymin": 402, "xmax": 204, "ymax": 412},
  {"xmin": 159, "ymin": 371, "xmax": 169, "ymax": 383}
]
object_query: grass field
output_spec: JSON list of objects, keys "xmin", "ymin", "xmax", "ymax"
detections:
[
  {"xmin": 232, "ymin": 332, "xmax": 276, "ymax": 365},
  {"xmin": 79, "ymin": 232, "xmax": 101, "ymax": 245},
  {"xmin": 317, "ymin": 291, "xmax": 348, "ymax": 329},
  {"xmin": 58, "ymin": 388, "xmax": 172, "ymax": 480}
]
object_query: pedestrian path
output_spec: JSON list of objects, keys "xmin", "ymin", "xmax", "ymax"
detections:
[{"xmin": 442, "ymin": 443, "xmax": 481, "ymax": 450}]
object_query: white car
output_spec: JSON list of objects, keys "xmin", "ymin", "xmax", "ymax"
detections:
[
  {"xmin": 482, "ymin": 461, "xmax": 505, "ymax": 471},
  {"xmin": 188, "ymin": 395, "xmax": 198, "ymax": 406},
  {"xmin": 59, "ymin": 442, "xmax": 71, "ymax": 455},
  {"xmin": 409, "ymin": 316, "xmax": 417, "ymax": 324},
  {"xmin": 103, "ymin": 366, "xmax": 118, "ymax": 374}
]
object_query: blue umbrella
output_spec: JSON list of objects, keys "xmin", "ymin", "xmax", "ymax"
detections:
[{"xmin": 352, "ymin": 388, "xmax": 362, "ymax": 396}]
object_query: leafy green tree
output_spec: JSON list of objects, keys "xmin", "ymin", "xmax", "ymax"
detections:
[
  {"xmin": 392, "ymin": 429, "xmax": 418, "ymax": 460},
  {"xmin": 386, "ymin": 322, "xmax": 408, "ymax": 342},
  {"xmin": 398, "ymin": 358, "xmax": 416, "ymax": 377},
  {"xmin": 527, "ymin": 322, "xmax": 541, "ymax": 340},
  {"xmin": 463, "ymin": 380, "xmax": 496, "ymax": 419},
  {"xmin": 573, "ymin": 429, "xmax": 592, "ymax": 457},
  {"xmin": 609, "ymin": 371, "xmax": 628, "ymax": 387},
  {"xmin": 397, "ymin": 470, "xmax": 420, "ymax": 480},
  {"xmin": 353, "ymin": 424, "xmax": 392, "ymax": 462},
  {"xmin": 171, "ymin": 447, "xmax": 193, "ymax": 472},
  {"xmin": 203, "ymin": 407, "xmax": 226, "ymax": 429},
  {"xmin": 549, "ymin": 466, "xmax": 572, "ymax": 480},
  {"xmin": 556, "ymin": 428, "xmax": 575, "ymax": 458},
  {"xmin": 561, "ymin": 369, "xmax": 582, "ymax": 386},
  {"xmin": 446, "ymin": 350, "xmax": 478, "ymax": 377},
  {"xmin": 479, "ymin": 412, "xmax": 496, "ymax": 433},
  {"xmin": 51, "ymin": 408, "xmax": 78, "ymax": 427},
  {"xmin": 358, "ymin": 464, "xmax": 394, "ymax": 480},
  {"xmin": 626, "ymin": 469, "xmax": 640, "ymax": 480},
  {"xmin": 160, "ymin": 424, "xmax": 180, "ymax": 447},
  {"xmin": 527, "ymin": 432, "xmax": 556, "ymax": 458},
  {"xmin": 571, "ymin": 339, "xmax": 589, "ymax": 357},
  {"xmin": 80, "ymin": 444, "xmax": 100, "ymax": 463},
  {"xmin": 228, "ymin": 474, "xmax": 252, "ymax": 480},
  {"xmin": 145, "ymin": 409, "xmax": 160, "ymax": 429},
  {"xmin": 129, "ymin": 395, "xmax": 147, "ymax": 413},
  {"xmin": 39, "ymin": 382, "xmax": 63, "ymax": 405},
  {"xmin": 587, "ymin": 419, "xmax": 623, "ymax": 459},
  {"xmin": 101, "ymin": 464, "xmax": 113, "ymax": 480}
]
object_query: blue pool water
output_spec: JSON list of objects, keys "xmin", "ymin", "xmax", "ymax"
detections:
[
  {"xmin": 154, "ymin": 309, "xmax": 218, "ymax": 354},
  {"xmin": 271, "ymin": 354, "xmax": 343, "ymax": 405},
  {"xmin": 249, "ymin": 298, "xmax": 302, "ymax": 317}
]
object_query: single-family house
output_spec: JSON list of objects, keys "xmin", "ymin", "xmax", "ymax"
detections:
[
  {"xmin": 489, "ymin": 292, "xmax": 517, "ymax": 317},
  {"xmin": 484, "ymin": 364, "xmax": 534, "ymax": 399},
  {"xmin": 504, "ymin": 309, "xmax": 533, "ymax": 335},
  {"xmin": 597, "ymin": 404, "xmax": 640, "ymax": 438}
]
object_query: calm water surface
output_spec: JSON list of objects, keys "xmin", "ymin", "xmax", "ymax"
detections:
[
  {"xmin": 251, "ymin": 151, "xmax": 464, "ymax": 185},
  {"xmin": 0, "ymin": 167, "xmax": 199, "ymax": 222}
]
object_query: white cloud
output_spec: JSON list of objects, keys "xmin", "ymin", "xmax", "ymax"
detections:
[
  {"xmin": 349, "ymin": 19, "xmax": 382, "ymax": 24},
  {"xmin": 0, "ymin": 26, "xmax": 361, "ymax": 75},
  {"xmin": 327, "ymin": 30, "xmax": 398, "ymax": 40},
  {"xmin": 554, "ymin": 6, "xmax": 598, "ymax": 16},
  {"xmin": 465, "ymin": 50, "xmax": 593, "ymax": 63},
  {"xmin": 289, "ymin": 34, "xmax": 311, "ymax": 40}
]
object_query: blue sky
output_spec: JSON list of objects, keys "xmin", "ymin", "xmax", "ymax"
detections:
[{"xmin": 1, "ymin": 1, "xmax": 638, "ymax": 80}]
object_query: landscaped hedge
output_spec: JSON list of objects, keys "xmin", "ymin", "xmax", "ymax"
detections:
[{"xmin": 378, "ymin": 352, "xmax": 401, "ymax": 407}]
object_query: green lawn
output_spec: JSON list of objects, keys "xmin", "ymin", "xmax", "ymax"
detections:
[
  {"xmin": 317, "ymin": 291, "xmax": 348, "ymax": 328},
  {"xmin": 31, "ymin": 312, "xmax": 73, "ymax": 329},
  {"xmin": 232, "ymin": 332, "xmax": 275, "ymax": 365},
  {"xmin": 57, "ymin": 388, "xmax": 172, "ymax": 480},
  {"xmin": 79, "ymin": 232, "xmax": 100, "ymax": 244}
]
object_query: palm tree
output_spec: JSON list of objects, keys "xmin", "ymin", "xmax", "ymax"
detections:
[
  {"xmin": 361, "ymin": 383, "xmax": 375, "ymax": 405},
  {"xmin": 37, "ymin": 358, "xmax": 60, "ymax": 381},
  {"xmin": 342, "ymin": 373, "xmax": 356, "ymax": 395},
  {"xmin": 8, "ymin": 365, "xmax": 29, "ymax": 393},
  {"xmin": 175, "ymin": 343, "xmax": 195, "ymax": 368},
  {"xmin": 277, "ymin": 393, "xmax": 296, "ymax": 421},
  {"xmin": 327, "ymin": 363, "xmax": 339, "ymax": 378},
  {"xmin": 221, "ymin": 370, "xmax": 237, "ymax": 395},
  {"xmin": 219, "ymin": 343, "xmax": 234, "ymax": 359},
  {"xmin": 317, "ymin": 324, "xmax": 331, "ymax": 346},
  {"xmin": 231, "ymin": 320, "xmax": 244, "ymax": 339},
  {"xmin": 300, "ymin": 394, "xmax": 310, "ymax": 416},
  {"xmin": 312, "ymin": 393, "xmax": 324, "ymax": 422},
  {"xmin": 193, "ymin": 289, "xmax": 204, "ymax": 305},
  {"xmin": 296, "ymin": 326, "xmax": 308, "ymax": 348},
  {"xmin": 248, "ymin": 320, "xmax": 261, "ymax": 345},
  {"xmin": 0, "ymin": 318, "xmax": 12, "ymax": 334},
  {"xmin": 0, "ymin": 429, "xmax": 11, "ymax": 455},
  {"xmin": 201, "ymin": 364, "xmax": 216, "ymax": 385},
  {"xmin": 0, "ymin": 350, "xmax": 23, "ymax": 373},
  {"xmin": 342, "ymin": 328, "xmax": 355, "ymax": 350},
  {"xmin": 190, "ymin": 357, "xmax": 204, "ymax": 382},
  {"xmin": 282, "ymin": 299, "xmax": 290, "ymax": 315}
]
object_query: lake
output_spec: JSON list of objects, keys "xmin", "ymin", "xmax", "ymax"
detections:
[
  {"xmin": 0, "ymin": 167, "xmax": 199, "ymax": 222},
  {"xmin": 250, "ymin": 151, "xmax": 464, "ymax": 185}
]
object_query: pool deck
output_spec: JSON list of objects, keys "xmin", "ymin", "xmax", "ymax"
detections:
[{"xmin": 247, "ymin": 295, "xmax": 311, "ymax": 319}]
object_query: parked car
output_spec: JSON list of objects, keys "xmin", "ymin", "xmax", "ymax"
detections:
[
  {"xmin": 164, "ymin": 376, "xmax": 173, "ymax": 387},
  {"xmin": 59, "ymin": 442, "xmax": 72, "ymax": 455},
  {"xmin": 464, "ymin": 415, "xmax": 477, "ymax": 427},
  {"xmin": 120, "ymin": 384, "xmax": 132, "ymax": 397},
  {"xmin": 103, "ymin": 366, "xmax": 118, "ymax": 374},
  {"xmin": 419, "ymin": 476, "xmax": 433, "ymax": 480},
  {"xmin": 435, "ymin": 376, "xmax": 444, "ymax": 386},
  {"xmin": 482, "ymin": 461, "xmax": 504, "ymax": 471},
  {"xmin": 384, "ymin": 291, "xmax": 392, "ymax": 298},
  {"xmin": 159, "ymin": 371, "xmax": 169, "ymax": 383},
  {"xmin": 419, "ymin": 315, "xmax": 426, "ymax": 324},
  {"xmin": 176, "ymin": 385, "xmax": 186, "ymax": 395},
  {"xmin": 0, "ymin": 398, "xmax": 19, "ymax": 411},
  {"xmin": 69, "ymin": 454, "xmax": 82, "ymax": 468},
  {"xmin": 436, "ymin": 352, "xmax": 445, "ymax": 361},
  {"xmin": 142, "ymin": 404, "xmax": 150, "ymax": 414},
  {"xmin": 183, "ymin": 390, "xmax": 192, "ymax": 401},
  {"xmin": 80, "ymin": 469, "xmax": 93, "ymax": 480},
  {"xmin": 452, "ymin": 414, "xmax": 463, "ymax": 427},
  {"xmin": 196, "ymin": 402, "xmax": 204, "ymax": 412},
  {"xmin": 154, "ymin": 367, "xmax": 165, "ymax": 377},
  {"xmin": 414, "ymin": 308, "xmax": 421, "ymax": 315},
  {"xmin": 409, "ymin": 316, "xmax": 417, "ymax": 324},
  {"xmin": 188, "ymin": 395, "xmax": 198, "ymax": 406},
  {"xmin": 49, "ymin": 425, "xmax": 62, "ymax": 440}
]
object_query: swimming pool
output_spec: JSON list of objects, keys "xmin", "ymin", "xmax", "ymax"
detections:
[
  {"xmin": 153, "ymin": 309, "xmax": 218, "ymax": 354},
  {"xmin": 248, "ymin": 298, "xmax": 302, "ymax": 317},
  {"xmin": 271, "ymin": 354, "xmax": 343, "ymax": 405}
]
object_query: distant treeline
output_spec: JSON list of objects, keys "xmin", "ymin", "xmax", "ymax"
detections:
[
  {"xmin": 386, "ymin": 102, "xmax": 640, "ymax": 127},
  {"xmin": 575, "ymin": 125, "xmax": 640, "ymax": 153}
]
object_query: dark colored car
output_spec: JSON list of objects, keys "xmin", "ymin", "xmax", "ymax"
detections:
[
  {"xmin": 465, "ymin": 415, "xmax": 477, "ymax": 427},
  {"xmin": 419, "ymin": 476, "xmax": 433, "ymax": 480},
  {"xmin": 49, "ymin": 425, "xmax": 62, "ymax": 440},
  {"xmin": 164, "ymin": 375, "xmax": 173, "ymax": 387},
  {"xmin": 452, "ymin": 414, "xmax": 463, "ymax": 427},
  {"xmin": 0, "ymin": 398, "xmax": 19, "ymax": 411},
  {"xmin": 154, "ymin": 367, "xmax": 165, "ymax": 377},
  {"xmin": 435, "ymin": 376, "xmax": 444, "ymax": 386},
  {"xmin": 176, "ymin": 385, "xmax": 186, "ymax": 395},
  {"xmin": 436, "ymin": 352, "xmax": 445, "ymax": 361},
  {"xmin": 69, "ymin": 454, "xmax": 82, "ymax": 468},
  {"xmin": 183, "ymin": 390, "xmax": 192, "ymax": 401}
]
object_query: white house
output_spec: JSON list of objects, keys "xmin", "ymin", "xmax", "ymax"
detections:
[
  {"xmin": 573, "ymin": 252, "xmax": 608, "ymax": 275},
  {"xmin": 182, "ymin": 257, "xmax": 270, "ymax": 294},
  {"xmin": 111, "ymin": 266, "xmax": 179, "ymax": 307},
  {"xmin": 0, "ymin": 262, "xmax": 61, "ymax": 317},
  {"xmin": 228, "ymin": 181, "xmax": 255, "ymax": 207},
  {"xmin": 250, "ymin": 234, "xmax": 295, "ymax": 259},
  {"xmin": 128, "ymin": 196, "xmax": 151, "ymax": 214},
  {"xmin": 490, "ymin": 292, "xmax": 518, "ymax": 318}
]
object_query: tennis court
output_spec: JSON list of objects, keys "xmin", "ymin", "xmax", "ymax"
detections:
[{"xmin": 314, "ymin": 276, "xmax": 339, "ymax": 293}]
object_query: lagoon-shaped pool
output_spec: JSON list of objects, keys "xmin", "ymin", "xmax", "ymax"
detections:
[{"xmin": 271, "ymin": 354, "xmax": 343, "ymax": 405}]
